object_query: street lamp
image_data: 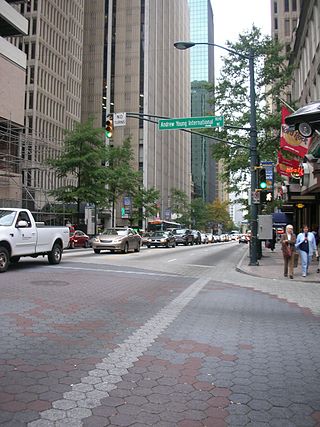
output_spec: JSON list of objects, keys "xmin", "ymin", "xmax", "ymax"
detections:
[{"xmin": 174, "ymin": 41, "xmax": 259, "ymax": 265}]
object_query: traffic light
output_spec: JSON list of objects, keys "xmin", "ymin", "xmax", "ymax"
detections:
[
  {"xmin": 105, "ymin": 114, "xmax": 113, "ymax": 139},
  {"xmin": 258, "ymin": 167, "xmax": 267, "ymax": 189}
]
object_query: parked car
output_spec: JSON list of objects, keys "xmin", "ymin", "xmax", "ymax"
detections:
[
  {"xmin": 146, "ymin": 231, "xmax": 176, "ymax": 248},
  {"xmin": 239, "ymin": 234, "xmax": 250, "ymax": 244},
  {"xmin": 172, "ymin": 228, "xmax": 194, "ymax": 246},
  {"xmin": 92, "ymin": 228, "xmax": 141, "ymax": 254},
  {"xmin": 207, "ymin": 233, "xmax": 214, "ymax": 243},
  {"xmin": 140, "ymin": 231, "xmax": 151, "ymax": 246},
  {"xmin": 200, "ymin": 233, "xmax": 209, "ymax": 244},
  {"xmin": 191, "ymin": 230, "xmax": 201, "ymax": 245},
  {"xmin": 68, "ymin": 230, "xmax": 90, "ymax": 248}
]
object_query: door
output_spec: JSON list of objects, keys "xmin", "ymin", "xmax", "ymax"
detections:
[{"xmin": 13, "ymin": 211, "xmax": 37, "ymax": 255}]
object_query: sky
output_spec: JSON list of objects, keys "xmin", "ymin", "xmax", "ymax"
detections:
[{"xmin": 212, "ymin": 0, "xmax": 271, "ymax": 76}]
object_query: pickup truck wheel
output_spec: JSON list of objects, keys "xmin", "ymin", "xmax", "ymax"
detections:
[
  {"xmin": 94, "ymin": 249, "xmax": 101, "ymax": 254},
  {"xmin": 0, "ymin": 247, "xmax": 10, "ymax": 273},
  {"xmin": 10, "ymin": 256, "xmax": 20, "ymax": 264},
  {"xmin": 48, "ymin": 243, "xmax": 62, "ymax": 265}
]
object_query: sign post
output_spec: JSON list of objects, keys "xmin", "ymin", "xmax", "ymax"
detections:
[{"xmin": 158, "ymin": 116, "xmax": 224, "ymax": 130}]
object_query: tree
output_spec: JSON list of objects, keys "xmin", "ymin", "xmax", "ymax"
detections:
[
  {"xmin": 207, "ymin": 26, "xmax": 294, "ymax": 196},
  {"xmin": 170, "ymin": 189, "xmax": 191, "ymax": 226},
  {"xmin": 190, "ymin": 198, "xmax": 209, "ymax": 230},
  {"xmin": 129, "ymin": 186, "xmax": 160, "ymax": 228},
  {"xmin": 48, "ymin": 118, "xmax": 109, "ymax": 223},
  {"xmin": 207, "ymin": 199, "xmax": 233, "ymax": 232},
  {"xmin": 105, "ymin": 138, "xmax": 141, "ymax": 226}
]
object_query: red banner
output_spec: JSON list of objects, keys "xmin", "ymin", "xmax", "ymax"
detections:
[
  {"xmin": 280, "ymin": 106, "xmax": 311, "ymax": 158},
  {"xmin": 276, "ymin": 152, "xmax": 300, "ymax": 177}
]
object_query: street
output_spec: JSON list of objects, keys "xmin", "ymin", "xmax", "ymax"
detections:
[{"xmin": 0, "ymin": 242, "xmax": 320, "ymax": 427}]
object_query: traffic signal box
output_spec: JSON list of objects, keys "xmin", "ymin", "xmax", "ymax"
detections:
[
  {"xmin": 105, "ymin": 114, "xmax": 113, "ymax": 139},
  {"xmin": 258, "ymin": 167, "xmax": 267, "ymax": 189}
]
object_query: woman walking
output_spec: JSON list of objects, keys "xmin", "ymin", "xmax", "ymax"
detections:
[
  {"xmin": 295, "ymin": 225, "xmax": 317, "ymax": 277},
  {"xmin": 280, "ymin": 224, "xmax": 296, "ymax": 279}
]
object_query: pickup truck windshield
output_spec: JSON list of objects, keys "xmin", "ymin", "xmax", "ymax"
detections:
[{"xmin": 0, "ymin": 210, "xmax": 16, "ymax": 226}]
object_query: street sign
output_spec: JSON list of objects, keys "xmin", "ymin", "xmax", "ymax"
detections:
[
  {"xmin": 113, "ymin": 112, "xmax": 126, "ymax": 127},
  {"xmin": 158, "ymin": 116, "xmax": 224, "ymax": 130},
  {"xmin": 260, "ymin": 161, "xmax": 274, "ymax": 191}
]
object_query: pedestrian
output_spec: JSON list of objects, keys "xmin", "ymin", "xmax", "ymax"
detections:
[
  {"xmin": 280, "ymin": 224, "xmax": 296, "ymax": 279},
  {"xmin": 269, "ymin": 228, "xmax": 277, "ymax": 251},
  {"xmin": 295, "ymin": 225, "xmax": 317, "ymax": 277}
]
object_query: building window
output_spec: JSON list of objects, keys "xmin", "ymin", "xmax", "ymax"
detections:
[
  {"xmin": 292, "ymin": 0, "xmax": 297, "ymax": 11},
  {"xmin": 274, "ymin": 1, "xmax": 278, "ymax": 13},
  {"xmin": 284, "ymin": 0, "xmax": 289, "ymax": 12},
  {"xmin": 284, "ymin": 19, "xmax": 290, "ymax": 36},
  {"xmin": 274, "ymin": 18, "xmax": 278, "ymax": 30},
  {"xmin": 31, "ymin": 42, "xmax": 36, "ymax": 59},
  {"xmin": 32, "ymin": 18, "xmax": 37, "ymax": 35},
  {"xmin": 29, "ymin": 92, "xmax": 34, "ymax": 109}
]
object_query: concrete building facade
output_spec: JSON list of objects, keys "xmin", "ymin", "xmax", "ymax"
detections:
[
  {"xmin": 104, "ymin": 0, "xmax": 191, "ymax": 224},
  {"xmin": 7, "ymin": 0, "xmax": 85, "ymax": 212},
  {"xmin": 0, "ymin": 0, "xmax": 28, "ymax": 207}
]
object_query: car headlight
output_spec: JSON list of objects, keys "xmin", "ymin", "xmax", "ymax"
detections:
[
  {"xmin": 160, "ymin": 238, "xmax": 166, "ymax": 243},
  {"xmin": 93, "ymin": 237, "xmax": 100, "ymax": 242}
]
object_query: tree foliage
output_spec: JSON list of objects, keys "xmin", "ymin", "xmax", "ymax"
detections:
[
  {"xmin": 48, "ymin": 118, "xmax": 109, "ymax": 221},
  {"xmin": 207, "ymin": 199, "xmax": 233, "ymax": 231},
  {"xmin": 207, "ymin": 26, "xmax": 294, "ymax": 195},
  {"xmin": 170, "ymin": 188, "xmax": 191, "ymax": 226},
  {"xmin": 129, "ymin": 187, "xmax": 160, "ymax": 226}
]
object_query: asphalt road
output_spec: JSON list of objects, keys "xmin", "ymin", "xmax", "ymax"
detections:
[{"xmin": 0, "ymin": 242, "xmax": 319, "ymax": 427}]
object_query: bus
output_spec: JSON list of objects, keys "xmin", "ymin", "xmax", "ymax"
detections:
[{"xmin": 147, "ymin": 219, "xmax": 182, "ymax": 232}]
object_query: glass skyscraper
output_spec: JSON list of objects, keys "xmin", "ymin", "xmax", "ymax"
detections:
[{"xmin": 188, "ymin": 0, "xmax": 216, "ymax": 202}]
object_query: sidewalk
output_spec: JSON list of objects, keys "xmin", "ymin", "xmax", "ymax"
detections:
[{"xmin": 237, "ymin": 242, "xmax": 320, "ymax": 283}]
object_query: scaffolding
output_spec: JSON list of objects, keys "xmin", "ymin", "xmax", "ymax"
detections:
[{"xmin": 0, "ymin": 120, "xmax": 75, "ymax": 225}]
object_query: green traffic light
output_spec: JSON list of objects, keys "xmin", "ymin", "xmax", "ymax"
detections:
[
  {"xmin": 260, "ymin": 182, "xmax": 267, "ymax": 189},
  {"xmin": 105, "ymin": 130, "xmax": 112, "ymax": 138}
]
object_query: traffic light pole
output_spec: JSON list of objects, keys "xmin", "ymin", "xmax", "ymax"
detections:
[{"xmin": 249, "ymin": 49, "xmax": 259, "ymax": 266}]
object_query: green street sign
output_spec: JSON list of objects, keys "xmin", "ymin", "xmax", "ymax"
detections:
[{"xmin": 158, "ymin": 116, "xmax": 224, "ymax": 130}]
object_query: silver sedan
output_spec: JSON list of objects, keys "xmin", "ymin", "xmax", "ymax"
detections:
[{"xmin": 92, "ymin": 228, "xmax": 141, "ymax": 254}]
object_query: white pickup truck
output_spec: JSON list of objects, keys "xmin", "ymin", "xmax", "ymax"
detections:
[{"xmin": 0, "ymin": 208, "xmax": 70, "ymax": 272}]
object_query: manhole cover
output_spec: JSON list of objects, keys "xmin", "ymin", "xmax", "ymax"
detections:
[{"xmin": 31, "ymin": 280, "xmax": 70, "ymax": 286}]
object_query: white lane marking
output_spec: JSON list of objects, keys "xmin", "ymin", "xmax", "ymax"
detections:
[
  {"xmin": 50, "ymin": 265, "xmax": 178, "ymax": 277},
  {"xmin": 28, "ymin": 277, "xmax": 211, "ymax": 426},
  {"xmin": 167, "ymin": 258, "xmax": 177, "ymax": 263}
]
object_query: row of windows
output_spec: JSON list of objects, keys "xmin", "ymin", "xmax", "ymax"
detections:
[
  {"xmin": 22, "ymin": 169, "xmax": 73, "ymax": 192},
  {"xmin": 274, "ymin": 0, "xmax": 298, "ymax": 14},
  {"xmin": 40, "ymin": 19, "xmax": 67, "ymax": 54},
  {"xmin": 38, "ymin": 43, "xmax": 66, "ymax": 76},
  {"xmin": 20, "ymin": 0, "xmax": 38, "ymax": 14},
  {"xmin": 37, "ymin": 67, "xmax": 65, "ymax": 99}
]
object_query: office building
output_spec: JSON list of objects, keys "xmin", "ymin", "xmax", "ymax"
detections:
[
  {"xmin": 103, "ymin": 0, "xmax": 191, "ymax": 224},
  {"xmin": 271, "ymin": 0, "xmax": 301, "ymax": 104},
  {"xmin": 7, "ymin": 0, "xmax": 85, "ymax": 212},
  {"xmin": 189, "ymin": 0, "xmax": 218, "ymax": 203},
  {"xmin": 0, "ymin": 0, "xmax": 28, "ymax": 207}
]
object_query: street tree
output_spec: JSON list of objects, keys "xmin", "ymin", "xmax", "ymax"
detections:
[
  {"xmin": 128, "ymin": 186, "xmax": 160, "ymax": 228},
  {"xmin": 207, "ymin": 26, "xmax": 294, "ymax": 196},
  {"xmin": 105, "ymin": 138, "xmax": 141, "ymax": 226},
  {"xmin": 170, "ymin": 189, "xmax": 191, "ymax": 226},
  {"xmin": 48, "ymin": 118, "xmax": 108, "ymax": 224},
  {"xmin": 190, "ymin": 198, "xmax": 209, "ymax": 230},
  {"xmin": 207, "ymin": 199, "xmax": 233, "ymax": 232}
]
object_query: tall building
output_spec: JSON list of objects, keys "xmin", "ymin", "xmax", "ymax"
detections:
[
  {"xmin": 189, "ymin": 0, "xmax": 217, "ymax": 203},
  {"xmin": 0, "ymin": 0, "xmax": 28, "ymax": 207},
  {"xmin": 102, "ymin": 0, "xmax": 191, "ymax": 225},
  {"xmin": 8, "ymin": 0, "xmax": 85, "ymax": 212},
  {"xmin": 270, "ymin": 0, "xmax": 301, "ymax": 104}
]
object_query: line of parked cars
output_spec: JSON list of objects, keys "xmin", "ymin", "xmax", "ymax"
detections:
[{"xmin": 66, "ymin": 227, "xmax": 239, "ymax": 254}]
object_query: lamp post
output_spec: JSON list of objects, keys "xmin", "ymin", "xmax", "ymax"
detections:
[{"xmin": 174, "ymin": 41, "xmax": 259, "ymax": 265}]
